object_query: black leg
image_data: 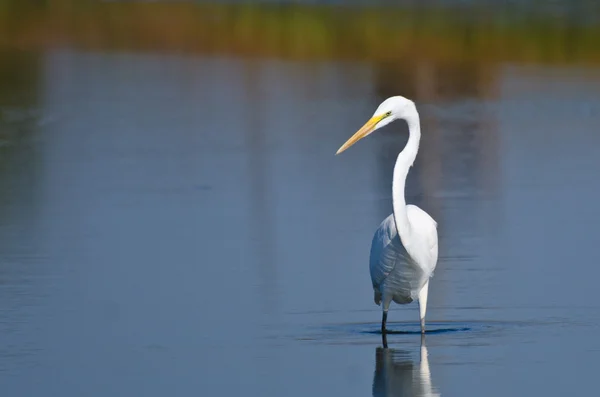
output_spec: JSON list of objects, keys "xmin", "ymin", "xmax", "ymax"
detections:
[{"xmin": 381, "ymin": 311, "xmax": 388, "ymax": 348}]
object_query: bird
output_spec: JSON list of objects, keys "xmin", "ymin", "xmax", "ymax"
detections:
[{"xmin": 336, "ymin": 96, "xmax": 439, "ymax": 339}]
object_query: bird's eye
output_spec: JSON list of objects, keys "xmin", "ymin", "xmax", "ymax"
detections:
[{"xmin": 385, "ymin": 111, "xmax": 392, "ymax": 117}]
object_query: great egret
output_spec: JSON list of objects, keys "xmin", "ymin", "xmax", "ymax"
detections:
[{"xmin": 336, "ymin": 96, "xmax": 439, "ymax": 338}]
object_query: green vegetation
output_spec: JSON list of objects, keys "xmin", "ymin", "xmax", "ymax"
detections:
[{"xmin": 0, "ymin": 1, "xmax": 598, "ymax": 64}]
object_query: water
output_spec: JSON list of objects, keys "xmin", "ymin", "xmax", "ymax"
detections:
[{"xmin": 1, "ymin": 3, "xmax": 600, "ymax": 396}]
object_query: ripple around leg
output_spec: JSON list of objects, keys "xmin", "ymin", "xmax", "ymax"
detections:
[
  {"xmin": 324, "ymin": 320, "xmax": 501, "ymax": 337},
  {"xmin": 360, "ymin": 321, "xmax": 474, "ymax": 335},
  {"xmin": 367, "ymin": 325, "xmax": 471, "ymax": 335},
  {"xmin": 295, "ymin": 320, "xmax": 530, "ymax": 345}
]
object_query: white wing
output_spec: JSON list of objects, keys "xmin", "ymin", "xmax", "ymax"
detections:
[
  {"xmin": 369, "ymin": 214, "xmax": 403, "ymax": 292},
  {"xmin": 405, "ymin": 204, "xmax": 438, "ymax": 276},
  {"xmin": 369, "ymin": 205, "xmax": 438, "ymax": 305}
]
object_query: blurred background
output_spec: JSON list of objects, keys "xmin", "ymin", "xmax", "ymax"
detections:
[{"xmin": 1, "ymin": 1, "xmax": 600, "ymax": 396}]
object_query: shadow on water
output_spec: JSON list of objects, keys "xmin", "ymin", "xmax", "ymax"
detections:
[{"xmin": 373, "ymin": 337, "xmax": 440, "ymax": 397}]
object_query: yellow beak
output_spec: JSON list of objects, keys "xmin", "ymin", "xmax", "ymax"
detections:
[{"xmin": 336, "ymin": 114, "xmax": 387, "ymax": 155}]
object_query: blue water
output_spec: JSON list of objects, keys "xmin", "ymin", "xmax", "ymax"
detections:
[{"xmin": 0, "ymin": 48, "xmax": 600, "ymax": 396}]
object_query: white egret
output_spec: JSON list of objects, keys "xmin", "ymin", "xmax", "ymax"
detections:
[{"xmin": 336, "ymin": 96, "xmax": 439, "ymax": 338}]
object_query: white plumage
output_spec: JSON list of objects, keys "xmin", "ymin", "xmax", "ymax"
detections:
[
  {"xmin": 336, "ymin": 96, "xmax": 439, "ymax": 337},
  {"xmin": 370, "ymin": 207, "xmax": 438, "ymax": 306}
]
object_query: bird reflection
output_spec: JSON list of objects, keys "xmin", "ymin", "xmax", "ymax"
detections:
[{"xmin": 373, "ymin": 337, "xmax": 440, "ymax": 397}]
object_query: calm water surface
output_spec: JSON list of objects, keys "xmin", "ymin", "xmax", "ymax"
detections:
[{"xmin": 1, "ymin": 48, "xmax": 600, "ymax": 396}]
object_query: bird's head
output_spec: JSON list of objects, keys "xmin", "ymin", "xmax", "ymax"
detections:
[{"xmin": 336, "ymin": 96, "xmax": 416, "ymax": 155}]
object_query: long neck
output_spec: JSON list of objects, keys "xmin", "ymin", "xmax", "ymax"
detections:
[{"xmin": 392, "ymin": 110, "xmax": 421, "ymax": 243}]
